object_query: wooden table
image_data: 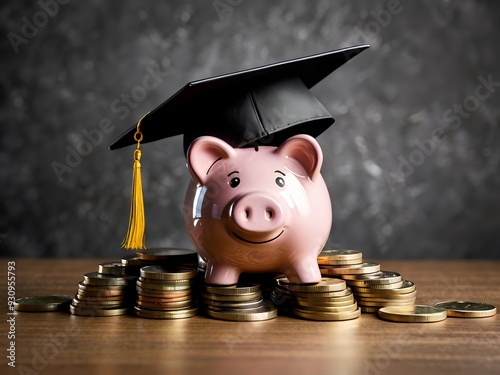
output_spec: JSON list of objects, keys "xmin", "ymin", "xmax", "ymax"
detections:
[{"xmin": 1, "ymin": 259, "xmax": 499, "ymax": 375}]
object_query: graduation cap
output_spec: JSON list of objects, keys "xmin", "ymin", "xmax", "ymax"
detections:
[{"xmin": 113, "ymin": 44, "xmax": 369, "ymax": 250}]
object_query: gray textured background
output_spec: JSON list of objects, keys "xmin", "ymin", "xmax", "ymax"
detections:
[{"xmin": 1, "ymin": 0, "xmax": 499, "ymax": 259}]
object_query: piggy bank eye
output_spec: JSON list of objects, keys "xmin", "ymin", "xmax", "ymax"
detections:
[
  {"xmin": 275, "ymin": 177, "xmax": 285, "ymax": 187},
  {"xmin": 229, "ymin": 177, "xmax": 240, "ymax": 188}
]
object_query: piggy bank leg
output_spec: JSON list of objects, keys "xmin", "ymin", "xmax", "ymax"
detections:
[
  {"xmin": 286, "ymin": 257, "xmax": 322, "ymax": 284},
  {"xmin": 204, "ymin": 262, "xmax": 241, "ymax": 285}
]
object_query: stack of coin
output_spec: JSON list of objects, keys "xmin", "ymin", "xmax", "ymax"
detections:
[
  {"xmin": 134, "ymin": 265, "xmax": 198, "ymax": 319},
  {"xmin": 318, "ymin": 249, "xmax": 380, "ymax": 277},
  {"xmin": 318, "ymin": 250, "xmax": 417, "ymax": 313},
  {"xmin": 202, "ymin": 283, "xmax": 277, "ymax": 321},
  {"xmin": 122, "ymin": 248, "xmax": 199, "ymax": 276},
  {"xmin": 277, "ymin": 277, "xmax": 361, "ymax": 321},
  {"xmin": 344, "ymin": 272, "xmax": 417, "ymax": 313},
  {"xmin": 70, "ymin": 272, "xmax": 136, "ymax": 317},
  {"xmin": 269, "ymin": 279, "xmax": 294, "ymax": 314}
]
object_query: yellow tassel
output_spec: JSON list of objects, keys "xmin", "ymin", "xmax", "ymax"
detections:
[{"xmin": 121, "ymin": 116, "xmax": 147, "ymax": 250}]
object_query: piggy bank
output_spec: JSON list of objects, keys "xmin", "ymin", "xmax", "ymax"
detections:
[{"xmin": 183, "ymin": 134, "xmax": 332, "ymax": 285}]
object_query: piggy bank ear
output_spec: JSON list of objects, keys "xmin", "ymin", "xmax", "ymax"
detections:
[
  {"xmin": 275, "ymin": 134, "xmax": 323, "ymax": 181},
  {"xmin": 187, "ymin": 136, "xmax": 236, "ymax": 185}
]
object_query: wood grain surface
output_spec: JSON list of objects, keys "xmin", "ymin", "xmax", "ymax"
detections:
[{"xmin": 1, "ymin": 259, "xmax": 499, "ymax": 375}]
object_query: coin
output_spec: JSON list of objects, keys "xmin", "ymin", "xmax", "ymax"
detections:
[
  {"xmin": 291, "ymin": 288, "xmax": 352, "ymax": 299},
  {"xmin": 77, "ymin": 287, "xmax": 125, "ymax": 297},
  {"xmin": 350, "ymin": 281, "xmax": 404, "ymax": 291},
  {"xmin": 294, "ymin": 297, "xmax": 355, "ymax": 307},
  {"xmin": 137, "ymin": 289, "xmax": 192, "ymax": 299},
  {"xmin": 293, "ymin": 307, "xmax": 361, "ymax": 321},
  {"xmin": 136, "ymin": 248, "xmax": 197, "ymax": 262},
  {"xmin": 206, "ymin": 303, "xmax": 277, "ymax": 322},
  {"xmin": 140, "ymin": 266, "xmax": 197, "ymax": 281},
  {"xmin": 204, "ymin": 297, "xmax": 264, "ymax": 309},
  {"xmin": 98, "ymin": 262, "xmax": 127, "ymax": 276},
  {"xmin": 355, "ymin": 290, "xmax": 417, "ymax": 300},
  {"xmin": 205, "ymin": 283, "xmax": 261, "ymax": 295},
  {"xmin": 378, "ymin": 305, "xmax": 448, "ymax": 323},
  {"xmin": 282, "ymin": 278, "xmax": 346, "ymax": 293},
  {"xmin": 15, "ymin": 296, "xmax": 72, "ymax": 312},
  {"xmin": 434, "ymin": 301, "xmax": 497, "ymax": 318},
  {"xmin": 349, "ymin": 280, "xmax": 405, "ymax": 292},
  {"xmin": 71, "ymin": 298, "xmax": 125, "ymax": 308},
  {"xmin": 134, "ymin": 306, "xmax": 198, "ymax": 319},
  {"xmin": 76, "ymin": 293, "xmax": 125, "ymax": 302},
  {"xmin": 137, "ymin": 294, "xmax": 192, "ymax": 303},
  {"xmin": 201, "ymin": 291, "xmax": 262, "ymax": 302},
  {"xmin": 317, "ymin": 249, "xmax": 362, "ymax": 265},
  {"xmin": 320, "ymin": 262, "xmax": 380, "ymax": 276},
  {"xmin": 83, "ymin": 272, "xmax": 136, "ymax": 286},
  {"xmin": 342, "ymin": 271, "xmax": 402, "ymax": 285},
  {"xmin": 78, "ymin": 281, "xmax": 124, "ymax": 291},
  {"xmin": 136, "ymin": 279, "xmax": 192, "ymax": 291},
  {"xmin": 296, "ymin": 302, "xmax": 358, "ymax": 313},
  {"xmin": 136, "ymin": 299, "xmax": 193, "ymax": 310},
  {"xmin": 70, "ymin": 304, "xmax": 130, "ymax": 317},
  {"xmin": 121, "ymin": 255, "xmax": 145, "ymax": 266}
]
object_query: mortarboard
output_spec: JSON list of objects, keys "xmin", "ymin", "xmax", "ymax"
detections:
[
  {"xmin": 110, "ymin": 44, "xmax": 369, "ymax": 153},
  {"xmin": 111, "ymin": 44, "xmax": 369, "ymax": 250}
]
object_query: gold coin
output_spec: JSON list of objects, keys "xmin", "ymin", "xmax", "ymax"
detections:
[
  {"xmin": 296, "ymin": 302, "xmax": 358, "ymax": 313},
  {"xmin": 205, "ymin": 283, "xmax": 260, "ymax": 295},
  {"xmin": 317, "ymin": 249, "xmax": 362, "ymax": 265},
  {"xmin": 121, "ymin": 255, "xmax": 151, "ymax": 267},
  {"xmin": 137, "ymin": 289, "xmax": 192, "ymax": 299},
  {"xmin": 294, "ymin": 294, "xmax": 355, "ymax": 305},
  {"xmin": 283, "ymin": 278, "xmax": 346, "ymax": 293},
  {"xmin": 140, "ymin": 265, "xmax": 197, "ymax": 281},
  {"xmin": 98, "ymin": 262, "xmax": 127, "ymax": 276},
  {"xmin": 349, "ymin": 281, "xmax": 404, "ymax": 291},
  {"xmin": 83, "ymin": 272, "xmax": 136, "ymax": 286},
  {"xmin": 134, "ymin": 306, "xmax": 198, "ymax": 319},
  {"xmin": 378, "ymin": 305, "xmax": 447, "ymax": 323},
  {"xmin": 76, "ymin": 293, "xmax": 125, "ymax": 302},
  {"xmin": 293, "ymin": 307, "xmax": 361, "ymax": 321},
  {"xmin": 78, "ymin": 281, "xmax": 124, "ymax": 291},
  {"xmin": 136, "ymin": 279, "xmax": 192, "ymax": 291},
  {"xmin": 201, "ymin": 291, "xmax": 262, "ymax": 302},
  {"xmin": 342, "ymin": 271, "xmax": 402, "ymax": 285},
  {"xmin": 14, "ymin": 296, "xmax": 72, "ymax": 312},
  {"xmin": 351, "ymin": 280, "xmax": 414, "ymax": 293},
  {"xmin": 320, "ymin": 263, "xmax": 380, "ymax": 276},
  {"xmin": 360, "ymin": 306, "xmax": 380, "ymax": 313},
  {"xmin": 204, "ymin": 297, "xmax": 264, "ymax": 309},
  {"xmin": 136, "ymin": 248, "xmax": 197, "ymax": 262},
  {"xmin": 77, "ymin": 287, "xmax": 125, "ymax": 297},
  {"xmin": 206, "ymin": 303, "xmax": 277, "ymax": 321},
  {"xmin": 136, "ymin": 299, "xmax": 193, "ymax": 310},
  {"xmin": 291, "ymin": 288, "xmax": 352, "ymax": 299},
  {"xmin": 137, "ymin": 294, "xmax": 191, "ymax": 303},
  {"xmin": 70, "ymin": 304, "xmax": 129, "ymax": 317},
  {"xmin": 434, "ymin": 301, "xmax": 497, "ymax": 318},
  {"xmin": 71, "ymin": 298, "xmax": 125, "ymax": 308},
  {"xmin": 357, "ymin": 299, "xmax": 415, "ymax": 307},
  {"xmin": 354, "ymin": 290, "xmax": 417, "ymax": 300}
]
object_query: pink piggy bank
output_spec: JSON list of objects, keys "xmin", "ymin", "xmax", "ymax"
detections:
[{"xmin": 184, "ymin": 134, "xmax": 332, "ymax": 285}]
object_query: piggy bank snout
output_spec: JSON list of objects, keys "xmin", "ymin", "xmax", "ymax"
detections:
[{"xmin": 230, "ymin": 193, "xmax": 284, "ymax": 234}]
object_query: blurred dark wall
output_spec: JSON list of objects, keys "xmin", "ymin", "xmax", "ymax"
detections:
[{"xmin": 1, "ymin": 0, "xmax": 499, "ymax": 259}]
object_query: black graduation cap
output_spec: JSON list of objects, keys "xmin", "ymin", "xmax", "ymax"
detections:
[{"xmin": 109, "ymin": 44, "xmax": 369, "ymax": 154}]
